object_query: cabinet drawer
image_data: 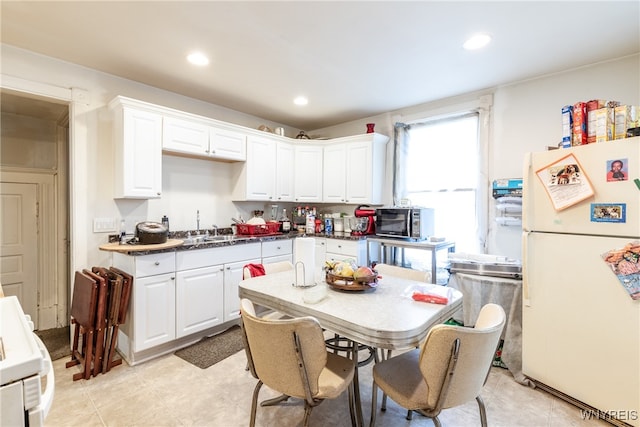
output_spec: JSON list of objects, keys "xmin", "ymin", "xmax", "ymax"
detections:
[
  {"xmin": 135, "ymin": 252, "xmax": 176, "ymax": 277},
  {"xmin": 325, "ymin": 239, "xmax": 358, "ymax": 256},
  {"xmin": 262, "ymin": 239, "xmax": 293, "ymax": 258},
  {"xmin": 176, "ymin": 243, "xmax": 261, "ymax": 271}
]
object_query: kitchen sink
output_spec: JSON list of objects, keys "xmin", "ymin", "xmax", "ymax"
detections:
[
  {"xmin": 182, "ymin": 234, "xmax": 256, "ymax": 245},
  {"xmin": 204, "ymin": 235, "xmax": 255, "ymax": 242}
]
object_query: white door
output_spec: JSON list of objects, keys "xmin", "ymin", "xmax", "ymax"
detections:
[{"xmin": 0, "ymin": 182, "xmax": 38, "ymax": 322}]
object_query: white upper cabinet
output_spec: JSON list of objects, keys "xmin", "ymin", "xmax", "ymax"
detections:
[
  {"xmin": 322, "ymin": 143, "xmax": 347, "ymax": 203},
  {"xmin": 233, "ymin": 134, "xmax": 277, "ymax": 201},
  {"xmin": 294, "ymin": 144, "xmax": 323, "ymax": 203},
  {"xmin": 323, "ymin": 133, "xmax": 389, "ymax": 204},
  {"xmin": 209, "ymin": 126, "xmax": 246, "ymax": 161},
  {"xmin": 232, "ymin": 134, "xmax": 298, "ymax": 202},
  {"xmin": 275, "ymin": 141, "xmax": 295, "ymax": 202},
  {"xmin": 163, "ymin": 115, "xmax": 246, "ymax": 161},
  {"xmin": 109, "ymin": 97, "xmax": 163, "ymax": 199}
]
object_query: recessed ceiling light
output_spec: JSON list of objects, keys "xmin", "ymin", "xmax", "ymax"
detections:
[
  {"xmin": 293, "ymin": 96, "xmax": 308, "ymax": 106},
  {"xmin": 463, "ymin": 33, "xmax": 491, "ymax": 50},
  {"xmin": 187, "ymin": 52, "xmax": 209, "ymax": 66}
]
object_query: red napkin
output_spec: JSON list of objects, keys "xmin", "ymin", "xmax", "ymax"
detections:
[
  {"xmin": 412, "ymin": 292, "xmax": 448, "ymax": 305},
  {"xmin": 244, "ymin": 263, "xmax": 265, "ymax": 277}
]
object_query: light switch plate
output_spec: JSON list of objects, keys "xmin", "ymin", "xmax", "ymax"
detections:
[{"xmin": 93, "ymin": 217, "xmax": 117, "ymax": 233}]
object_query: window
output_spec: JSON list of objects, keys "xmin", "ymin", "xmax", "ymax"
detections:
[
  {"xmin": 405, "ymin": 114, "xmax": 480, "ymax": 253},
  {"xmin": 393, "ymin": 105, "xmax": 489, "ymax": 276}
]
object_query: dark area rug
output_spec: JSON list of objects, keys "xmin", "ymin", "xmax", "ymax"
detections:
[
  {"xmin": 174, "ymin": 325, "xmax": 245, "ymax": 369},
  {"xmin": 35, "ymin": 326, "xmax": 71, "ymax": 361}
]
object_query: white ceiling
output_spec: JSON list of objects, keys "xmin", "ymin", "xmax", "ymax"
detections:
[{"xmin": 2, "ymin": 1, "xmax": 639, "ymax": 130}]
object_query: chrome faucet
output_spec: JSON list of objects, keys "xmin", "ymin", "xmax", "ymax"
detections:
[
  {"xmin": 196, "ymin": 210, "xmax": 200, "ymax": 235},
  {"xmin": 212, "ymin": 224, "xmax": 218, "ymax": 236}
]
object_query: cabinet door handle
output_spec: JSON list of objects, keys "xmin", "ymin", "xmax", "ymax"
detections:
[
  {"xmin": 226, "ymin": 266, "xmax": 231, "ymax": 270},
  {"xmin": 277, "ymin": 246, "xmax": 281, "ymax": 250},
  {"xmin": 211, "ymin": 149, "xmax": 216, "ymax": 154},
  {"xmin": 220, "ymin": 267, "xmax": 224, "ymax": 271},
  {"xmin": 155, "ymin": 261, "xmax": 160, "ymax": 266},
  {"xmin": 171, "ymin": 277, "xmax": 175, "ymax": 280}
]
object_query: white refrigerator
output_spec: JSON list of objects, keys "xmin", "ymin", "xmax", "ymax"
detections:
[{"xmin": 522, "ymin": 137, "xmax": 639, "ymax": 426}]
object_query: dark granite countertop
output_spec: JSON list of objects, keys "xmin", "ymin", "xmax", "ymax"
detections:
[{"xmin": 105, "ymin": 231, "xmax": 369, "ymax": 256}]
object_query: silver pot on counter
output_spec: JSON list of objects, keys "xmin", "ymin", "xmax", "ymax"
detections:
[{"xmin": 135, "ymin": 221, "xmax": 168, "ymax": 244}]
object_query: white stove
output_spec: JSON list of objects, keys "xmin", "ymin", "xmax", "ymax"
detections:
[{"xmin": 0, "ymin": 296, "xmax": 54, "ymax": 426}]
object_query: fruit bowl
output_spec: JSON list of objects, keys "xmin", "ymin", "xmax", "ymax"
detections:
[{"xmin": 326, "ymin": 271, "xmax": 378, "ymax": 291}]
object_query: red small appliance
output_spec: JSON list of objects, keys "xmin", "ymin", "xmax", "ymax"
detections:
[{"xmin": 352, "ymin": 204, "xmax": 376, "ymax": 236}]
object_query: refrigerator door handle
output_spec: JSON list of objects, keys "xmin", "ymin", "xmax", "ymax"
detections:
[
  {"xmin": 522, "ymin": 230, "xmax": 531, "ymax": 307},
  {"xmin": 521, "ymin": 152, "xmax": 533, "ymax": 233}
]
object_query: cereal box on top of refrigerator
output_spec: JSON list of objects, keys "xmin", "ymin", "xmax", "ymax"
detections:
[
  {"xmin": 586, "ymin": 99, "xmax": 606, "ymax": 143},
  {"xmin": 572, "ymin": 102, "xmax": 587, "ymax": 146},
  {"xmin": 561, "ymin": 105, "xmax": 573, "ymax": 148}
]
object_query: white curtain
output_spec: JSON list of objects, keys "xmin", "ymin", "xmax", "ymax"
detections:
[{"xmin": 392, "ymin": 122, "xmax": 410, "ymax": 206}]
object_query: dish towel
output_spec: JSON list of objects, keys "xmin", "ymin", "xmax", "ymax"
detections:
[{"xmin": 244, "ymin": 263, "xmax": 265, "ymax": 278}]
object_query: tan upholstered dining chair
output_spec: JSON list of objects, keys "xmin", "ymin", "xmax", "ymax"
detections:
[
  {"xmin": 240, "ymin": 298, "xmax": 357, "ymax": 427},
  {"xmin": 242, "ymin": 261, "xmax": 293, "ymax": 319},
  {"xmin": 372, "ymin": 263, "xmax": 431, "ymax": 283},
  {"xmin": 370, "ymin": 303, "xmax": 506, "ymax": 427}
]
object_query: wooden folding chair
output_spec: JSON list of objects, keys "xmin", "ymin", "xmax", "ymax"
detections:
[
  {"xmin": 65, "ymin": 271, "xmax": 99, "ymax": 381},
  {"xmin": 91, "ymin": 267, "xmax": 122, "ymax": 375},
  {"xmin": 105, "ymin": 267, "xmax": 133, "ymax": 372}
]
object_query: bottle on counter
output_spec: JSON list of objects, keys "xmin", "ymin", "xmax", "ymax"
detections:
[
  {"xmin": 161, "ymin": 215, "xmax": 169, "ymax": 232},
  {"xmin": 119, "ymin": 219, "xmax": 127, "ymax": 245},
  {"xmin": 280, "ymin": 209, "xmax": 291, "ymax": 232}
]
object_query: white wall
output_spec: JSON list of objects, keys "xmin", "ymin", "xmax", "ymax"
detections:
[
  {"xmin": 313, "ymin": 54, "xmax": 640, "ymax": 259},
  {"xmin": 1, "ymin": 44, "xmax": 293, "ymax": 273},
  {"xmin": 2, "ymin": 43, "xmax": 638, "ymax": 269}
]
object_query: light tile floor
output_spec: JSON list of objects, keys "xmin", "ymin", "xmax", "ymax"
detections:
[{"xmin": 46, "ymin": 348, "xmax": 612, "ymax": 427}]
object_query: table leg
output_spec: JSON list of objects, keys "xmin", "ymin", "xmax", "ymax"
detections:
[{"xmin": 350, "ymin": 339, "xmax": 364, "ymax": 427}]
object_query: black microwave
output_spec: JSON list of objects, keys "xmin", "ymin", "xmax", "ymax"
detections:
[{"xmin": 375, "ymin": 207, "xmax": 435, "ymax": 240}]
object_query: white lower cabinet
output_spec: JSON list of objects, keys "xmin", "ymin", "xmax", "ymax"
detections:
[
  {"xmin": 177, "ymin": 244, "xmax": 261, "ymax": 326},
  {"xmin": 175, "ymin": 265, "xmax": 224, "ymax": 338},
  {"xmin": 223, "ymin": 259, "xmax": 259, "ymax": 321},
  {"xmin": 133, "ymin": 273, "xmax": 176, "ymax": 351},
  {"xmin": 114, "ymin": 242, "xmax": 263, "ymax": 363},
  {"xmin": 262, "ymin": 239, "xmax": 293, "ymax": 264},
  {"xmin": 112, "ymin": 251, "xmax": 176, "ymax": 353},
  {"xmin": 325, "ymin": 239, "xmax": 368, "ymax": 266}
]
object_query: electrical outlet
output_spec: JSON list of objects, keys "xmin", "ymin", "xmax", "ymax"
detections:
[{"xmin": 93, "ymin": 217, "xmax": 117, "ymax": 233}]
